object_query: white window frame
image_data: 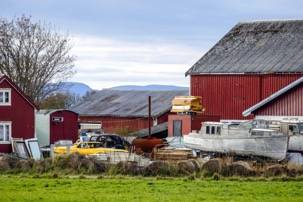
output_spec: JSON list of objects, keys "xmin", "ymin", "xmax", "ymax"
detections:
[
  {"xmin": 0, "ymin": 88, "xmax": 11, "ymax": 106},
  {"xmin": 0, "ymin": 122, "xmax": 12, "ymax": 144}
]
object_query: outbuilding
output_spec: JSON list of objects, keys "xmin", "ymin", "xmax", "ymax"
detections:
[
  {"xmin": 35, "ymin": 109, "xmax": 79, "ymax": 147},
  {"xmin": 186, "ymin": 20, "xmax": 303, "ymax": 120},
  {"xmin": 71, "ymin": 90, "xmax": 188, "ymax": 134},
  {"xmin": 0, "ymin": 75, "xmax": 37, "ymax": 153},
  {"xmin": 243, "ymin": 76, "xmax": 303, "ymax": 121}
]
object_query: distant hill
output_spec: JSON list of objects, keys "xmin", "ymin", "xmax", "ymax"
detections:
[
  {"xmin": 109, "ymin": 85, "xmax": 189, "ymax": 91},
  {"xmin": 56, "ymin": 82, "xmax": 92, "ymax": 96}
]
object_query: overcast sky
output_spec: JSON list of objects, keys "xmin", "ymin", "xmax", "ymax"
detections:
[{"xmin": 2, "ymin": 0, "xmax": 303, "ymax": 89}]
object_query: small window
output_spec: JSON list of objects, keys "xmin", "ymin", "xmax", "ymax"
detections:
[
  {"xmin": 206, "ymin": 126, "xmax": 210, "ymax": 134},
  {"xmin": 217, "ymin": 127, "xmax": 221, "ymax": 135},
  {"xmin": 0, "ymin": 122, "xmax": 11, "ymax": 142},
  {"xmin": 0, "ymin": 89, "xmax": 11, "ymax": 106},
  {"xmin": 211, "ymin": 126, "xmax": 215, "ymax": 134}
]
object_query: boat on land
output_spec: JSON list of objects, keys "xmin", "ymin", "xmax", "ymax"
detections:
[
  {"xmin": 274, "ymin": 121, "xmax": 303, "ymax": 153},
  {"xmin": 183, "ymin": 121, "xmax": 288, "ymax": 160}
]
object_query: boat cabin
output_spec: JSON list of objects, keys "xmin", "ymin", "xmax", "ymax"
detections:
[
  {"xmin": 203, "ymin": 122, "xmax": 223, "ymax": 135},
  {"xmin": 200, "ymin": 121, "xmax": 279, "ymax": 137}
]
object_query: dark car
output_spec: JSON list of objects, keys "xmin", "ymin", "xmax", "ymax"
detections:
[{"xmin": 89, "ymin": 134, "xmax": 130, "ymax": 150}]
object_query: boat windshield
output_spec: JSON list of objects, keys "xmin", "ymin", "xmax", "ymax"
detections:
[
  {"xmin": 238, "ymin": 121, "xmax": 253, "ymax": 130},
  {"xmin": 297, "ymin": 123, "xmax": 303, "ymax": 134}
]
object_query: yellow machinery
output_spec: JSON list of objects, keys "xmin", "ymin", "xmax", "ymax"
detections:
[
  {"xmin": 171, "ymin": 96, "xmax": 204, "ymax": 113},
  {"xmin": 54, "ymin": 142, "xmax": 128, "ymax": 155}
]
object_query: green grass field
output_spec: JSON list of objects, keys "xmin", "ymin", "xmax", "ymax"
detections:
[{"xmin": 1, "ymin": 176, "xmax": 303, "ymax": 202}]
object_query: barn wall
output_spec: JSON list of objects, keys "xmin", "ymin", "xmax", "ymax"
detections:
[
  {"xmin": 50, "ymin": 110, "xmax": 79, "ymax": 144},
  {"xmin": 80, "ymin": 116, "xmax": 153, "ymax": 133},
  {"xmin": 156, "ymin": 112, "xmax": 169, "ymax": 124},
  {"xmin": 255, "ymin": 84, "xmax": 303, "ymax": 116},
  {"xmin": 190, "ymin": 74, "xmax": 302, "ymax": 119},
  {"xmin": 80, "ymin": 111, "xmax": 170, "ymax": 134},
  {"xmin": 0, "ymin": 80, "xmax": 35, "ymax": 153}
]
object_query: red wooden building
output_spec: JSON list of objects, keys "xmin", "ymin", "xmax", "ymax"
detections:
[
  {"xmin": 35, "ymin": 109, "xmax": 79, "ymax": 147},
  {"xmin": 243, "ymin": 76, "xmax": 303, "ymax": 120},
  {"xmin": 186, "ymin": 20, "xmax": 303, "ymax": 120},
  {"xmin": 71, "ymin": 90, "xmax": 188, "ymax": 133},
  {"xmin": 0, "ymin": 75, "xmax": 37, "ymax": 153}
]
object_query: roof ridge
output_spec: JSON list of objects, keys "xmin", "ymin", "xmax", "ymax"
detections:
[{"xmin": 238, "ymin": 19, "xmax": 303, "ymax": 24}]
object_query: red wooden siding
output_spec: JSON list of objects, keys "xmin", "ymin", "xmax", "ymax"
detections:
[
  {"xmin": 0, "ymin": 79, "xmax": 35, "ymax": 153},
  {"xmin": 255, "ymin": 84, "xmax": 303, "ymax": 116},
  {"xmin": 190, "ymin": 74, "xmax": 302, "ymax": 120},
  {"xmin": 50, "ymin": 110, "xmax": 79, "ymax": 144},
  {"xmin": 79, "ymin": 112, "xmax": 169, "ymax": 133}
]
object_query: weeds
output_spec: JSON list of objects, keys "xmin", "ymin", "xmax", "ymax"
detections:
[{"xmin": 1, "ymin": 153, "xmax": 303, "ymax": 179}]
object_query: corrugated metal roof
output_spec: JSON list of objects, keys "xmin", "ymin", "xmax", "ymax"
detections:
[
  {"xmin": 186, "ymin": 20, "xmax": 303, "ymax": 75},
  {"xmin": 242, "ymin": 76, "xmax": 303, "ymax": 117},
  {"xmin": 130, "ymin": 122, "xmax": 168, "ymax": 137},
  {"xmin": 70, "ymin": 90, "xmax": 188, "ymax": 117}
]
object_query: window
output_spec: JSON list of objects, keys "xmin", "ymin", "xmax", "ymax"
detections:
[
  {"xmin": 0, "ymin": 89, "xmax": 11, "ymax": 106},
  {"xmin": 0, "ymin": 122, "xmax": 11, "ymax": 142},
  {"xmin": 206, "ymin": 126, "xmax": 210, "ymax": 134},
  {"xmin": 217, "ymin": 126, "xmax": 221, "ymax": 135},
  {"xmin": 211, "ymin": 126, "xmax": 216, "ymax": 134}
]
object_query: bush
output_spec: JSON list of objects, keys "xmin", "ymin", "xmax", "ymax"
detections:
[
  {"xmin": 201, "ymin": 158, "xmax": 223, "ymax": 177},
  {"xmin": 143, "ymin": 161, "xmax": 179, "ymax": 177},
  {"xmin": 265, "ymin": 164, "xmax": 287, "ymax": 177},
  {"xmin": 222, "ymin": 161, "xmax": 256, "ymax": 177}
]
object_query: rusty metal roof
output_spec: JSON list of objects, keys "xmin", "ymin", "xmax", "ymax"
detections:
[
  {"xmin": 186, "ymin": 20, "xmax": 303, "ymax": 75},
  {"xmin": 70, "ymin": 90, "xmax": 188, "ymax": 117}
]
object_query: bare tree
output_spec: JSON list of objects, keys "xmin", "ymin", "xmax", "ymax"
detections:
[{"xmin": 0, "ymin": 15, "xmax": 75, "ymax": 103}]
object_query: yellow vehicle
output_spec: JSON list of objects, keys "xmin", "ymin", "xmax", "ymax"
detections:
[{"xmin": 54, "ymin": 142, "xmax": 128, "ymax": 155}]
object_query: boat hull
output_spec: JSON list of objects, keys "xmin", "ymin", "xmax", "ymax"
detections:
[
  {"xmin": 184, "ymin": 134, "xmax": 288, "ymax": 160},
  {"xmin": 289, "ymin": 135, "xmax": 303, "ymax": 153}
]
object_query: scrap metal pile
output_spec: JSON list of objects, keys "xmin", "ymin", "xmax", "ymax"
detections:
[{"xmin": 11, "ymin": 138, "xmax": 43, "ymax": 160}]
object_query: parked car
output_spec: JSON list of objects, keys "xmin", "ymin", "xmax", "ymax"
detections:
[
  {"xmin": 54, "ymin": 141, "xmax": 128, "ymax": 155},
  {"xmin": 89, "ymin": 134, "xmax": 131, "ymax": 150}
]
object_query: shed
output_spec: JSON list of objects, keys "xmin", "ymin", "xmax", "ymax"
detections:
[
  {"xmin": 186, "ymin": 20, "xmax": 303, "ymax": 120},
  {"xmin": 0, "ymin": 75, "xmax": 37, "ymax": 153},
  {"xmin": 71, "ymin": 90, "xmax": 188, "ymax": 133},
  {"xmin": 243, "ymin": 76, "xmax": 303, "ymax": 121},
  {"xmin": 35, "ymin": 109, "xmax": 79, "ymax": 147}
]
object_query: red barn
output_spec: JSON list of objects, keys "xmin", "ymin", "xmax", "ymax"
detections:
[
  {"xmin": 243, "ymin": 76, "xmax": 303, "ymax": 121},
  {"xmin": 0, "ymin": 75, "xmax": 37, "ymax": 153},
  {"xmin": 186, "ymin": 20, "xmax": 303, "ymax": 120},
  {"xmin": 71, "ymin": 90, "xmax": 188, "ymax": 133},
  {"xmin": 35, "ymin": 109, "xmax": 79, "ymax": 146}
]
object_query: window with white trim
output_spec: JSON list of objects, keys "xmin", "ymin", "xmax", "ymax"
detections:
[
  {"xmin": 0, "ymin": 89, "xmax": 11, "ymax": 106},
  {"xmin": 0, "ymin": 122, "xmax": 11, "ymax": 142}
]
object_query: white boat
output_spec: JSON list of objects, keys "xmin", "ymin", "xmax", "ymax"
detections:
[
  {"xmin": 279, "ymin": 121, "xmax": 303, "ymax": 153},
  {"xmin": 183, "ymin": 121, "xmax": 288, "ymax": 160}
]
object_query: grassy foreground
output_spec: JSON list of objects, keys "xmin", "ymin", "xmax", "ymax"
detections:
[{"xmin": 1, "ymin": 176, "xmax": 303, "ymax": 201}]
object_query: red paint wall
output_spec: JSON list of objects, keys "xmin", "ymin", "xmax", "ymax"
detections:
[
  {"xmin": 79, "ymin": 112, "xmax": 169, "ymax": 133},
  {"xmin": 50, "ymin": 110, "xmax": 79, "ymax": 144},
  {"xmin": 0, "ymin": 80, "xmax": 35, "ymax": 153},
  {"xmin": 255, "ymin": 84, "xmax": 303, "ymax": 116},
  {"xmin": 190, "ymin": 74, "xmax": 302, "ymax": 120}
]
